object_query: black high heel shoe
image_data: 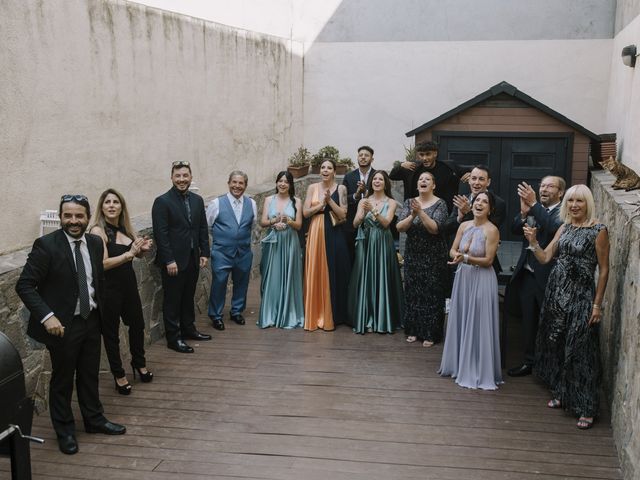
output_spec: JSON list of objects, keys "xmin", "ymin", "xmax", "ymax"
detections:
[
  {"xmin": 114, "ymin": 377, "xmax": 132, "ymax": 395},
  {"xmin": 131, "ymin": 363, "xmax": 153, "ymax": 383}
]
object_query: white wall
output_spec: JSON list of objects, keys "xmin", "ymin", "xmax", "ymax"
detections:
[
  {"xmin": 304, "ymin": 40, "xmax": 612, "ymax": 168},
  {"xmin": 0, "ymin": 0, "xmax": 303, "ymax": 253},
  {"xmin": 128, "ymin": 0, "xmax": 343, "ymax": 44},
  {"xmin": 606, "ymin": 14, "xmax": 640, "ymax": 172}
]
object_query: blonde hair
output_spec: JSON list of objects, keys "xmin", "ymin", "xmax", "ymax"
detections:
[
  {"xmin": 90, "ymin": 188, "xmax": 137, "ymax": 241},
  {"xmin": 559, "ymin": 184, "xmax": 596, "ymax": 224}
]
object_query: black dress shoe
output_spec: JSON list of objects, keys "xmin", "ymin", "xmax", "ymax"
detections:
[
  {"xmin": 167, "ymin": 339, "xmax": 194, "ymax": 353},
  {"xmin": 230, "ymin": 314, "xmax": 245, "ymax": 325},
  {"xmin": 507, "ymin": 363, "xmax": 533, "ymax": 377},
  {"xmin": 210, "ymin": 317, "xmax": 225, "ymax": 331},
  {"xmin": 184, "ymin": 330, "xmax": 212, "ymax": 341},
  {"xmin": 85, "ymin": 420, "xmax": 126, "ymax": 435},
  {"xmin": 57, "ymin": 434, "xmax": 78, "ymax": 455}
]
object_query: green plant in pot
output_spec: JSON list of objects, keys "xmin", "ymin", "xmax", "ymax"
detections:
[
  {"xmin": 287, "ymin": 146, "xmax": 311, "ymax": 179},
  {"xmin": 336, "ymin": 156, "xmax": 354, "ymax": 174},
  {"xmin": 311, "ymin": 145, "xmax": 340, "ymax": 174}
]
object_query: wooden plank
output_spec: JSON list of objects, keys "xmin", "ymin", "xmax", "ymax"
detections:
[{"xmin": 12, "ymin": 281, "xmax": 621, "ymax": 479}]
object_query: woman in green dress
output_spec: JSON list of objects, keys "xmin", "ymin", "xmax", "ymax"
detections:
[
  {"xmin": 258, "ymin": 171, "xmax": 304, "ymax": 328},
  {"xmin": 348, "ymin": 171, "xmax": 404, "ymax": 333}
]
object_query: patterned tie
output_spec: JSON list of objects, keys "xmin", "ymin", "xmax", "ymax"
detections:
[
  {"xmin": 74, "ymin": 240, "xmax": 91, "ymax": 319},
  {"xmin": 233, "ymin": 199, "xmax": 242, "ymax": 223}
]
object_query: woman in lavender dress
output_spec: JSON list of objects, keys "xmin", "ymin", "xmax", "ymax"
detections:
[{"xmin": 439, "ymin": 191, "xmax": 502, "ymax": 390}]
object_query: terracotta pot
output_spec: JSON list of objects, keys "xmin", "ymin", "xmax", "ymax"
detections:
[
  {"xmin": 335, "ymin": 164, "xmax": 347, "ymax": 175},
  {"xmin": 287, "ymin": 164, "xmax": 309, "ymax": 179},
  {"xmin": 310, "ymin": 164, "xmax": 321, "ymax": 174}
]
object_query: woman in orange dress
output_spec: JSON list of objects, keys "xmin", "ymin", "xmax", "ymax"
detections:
[{"xmin": 303, "ymin": 159, "xmax": 351, "ymax": 330}]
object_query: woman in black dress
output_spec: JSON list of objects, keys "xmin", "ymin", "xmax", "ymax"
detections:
[
  {"xmin": 524, "ymin": 185, "xmax": 609, "ymax": 429},
  {"xmin": 396, "ymin": 172, "xmax": 449, "ymax": 347},
  {"xmin": 90, "ymin": 189, "xmax": 153, "ymax": 394}
]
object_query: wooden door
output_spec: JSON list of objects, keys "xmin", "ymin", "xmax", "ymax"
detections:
[{"xmin": 437, "ymin": 133, "xmax": 570, "ymax": 241}]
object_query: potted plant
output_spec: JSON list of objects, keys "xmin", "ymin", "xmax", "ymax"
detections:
[
  {"xmin": 336, "ymin": 156, "xmax": 354, "ymax": 175},
  {"xmin": 311, "ymin": 145, "xmax": 340, "ymax": 174},
  {"xmin": 287, "ymin": 146, "xmax": 311, "ymax": 178}
]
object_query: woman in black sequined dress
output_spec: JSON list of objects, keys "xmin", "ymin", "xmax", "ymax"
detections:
[{"xmin": 524, "ymin": 185, "xmax": 609, "ymax": 430}]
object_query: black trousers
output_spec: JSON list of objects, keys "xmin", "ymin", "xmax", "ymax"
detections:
[
  {"xmin": 46, "ymin": 310, "xmax": 105, "ymax": 437},
  {"xmin": 101, "ymin": 282, "xmax": 146, "ymax": 378},
  {"xmin": 517, "ymin": 270, "xmax": 545, "ymax": 365},
  {"xmin": 161, "ymin": 254, "xmax": 198, "ymax": 344}
]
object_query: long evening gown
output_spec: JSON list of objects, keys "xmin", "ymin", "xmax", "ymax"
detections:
[
  {"xmin": 347, "ymin": 201, "xmax": 404, "ymax": 333},
  {"xmin": 439, "ymin": 225, "xmax": 502, "ymax": 390},
  {"xmin": 258, "ymin": 198, "xmax": 304, "ymax": 329},
  {"xmin": 304, "ymin": 186, "xmax": 351, "ymax": 331},
  {"xmin": 399, "ymin": 198, "xmax": 448, "ymax": 342},
  {"xmin": 534, "ymin": 223, "xmax": 606, "ymax": 418}
]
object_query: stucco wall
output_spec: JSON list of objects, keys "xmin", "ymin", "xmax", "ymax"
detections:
[
  {"xmin": 0, "ymin": 0, "xmax": 303, "ymax": 254},
  {"xmin": 304, "ymin": 39, "xmax": 612, "ymax": 170},
  {"xmin": 591, "ymin": 170, "xmax": 640, "ymax": 480},
  {"xmin": 605, "ymin": 13, "xmax": 640, "ymax": 173}
]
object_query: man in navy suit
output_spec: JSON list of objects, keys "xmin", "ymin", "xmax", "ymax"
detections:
[
  {"xmin": 206, "ymin": 170, "xmax": 257, "ymax": 330},
  {"xmin": 506, "ymin": 176, "xmax": 565, "ymax": 377},
  {"xmin": 152, "ymin": 161, "xmax": 212, "ymax": 353},
  {"xmin": 16, "ymin": 195, "xmax": 126, "ymax": 455},
  {"xmin": 342, "ymin": 145, "xmax": 376, "ymax": 260}
]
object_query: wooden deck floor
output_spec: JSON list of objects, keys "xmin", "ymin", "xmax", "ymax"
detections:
[{"xmin": 2, "ymin": 283, "xmax": 622, "ymax": 480}]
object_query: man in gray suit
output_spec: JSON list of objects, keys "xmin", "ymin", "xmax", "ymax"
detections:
[{"xmin": 506, "ymin": 176, "xmax": 565, "ymax": 377}]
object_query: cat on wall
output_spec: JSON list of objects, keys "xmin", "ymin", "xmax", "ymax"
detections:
[{"xmin": 599, "ymin": 156, "xmax": 640, "ymax": 191}]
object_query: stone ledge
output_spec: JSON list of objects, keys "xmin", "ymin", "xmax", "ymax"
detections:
[{"xmin": 591, "ymin": 170, "xmax": 640, "ymax": 480}]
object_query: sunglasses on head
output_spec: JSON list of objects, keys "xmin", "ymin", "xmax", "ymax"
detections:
[
  {"xmin": 60, "ymin": 194, "xmax": 88, "ymax": 203},
  {"xmin": 172, "ymin": 161, "xmax": 191, "ymax": 167}
]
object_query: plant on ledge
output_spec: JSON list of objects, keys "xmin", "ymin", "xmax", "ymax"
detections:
[
  {"xmin": 287, "ymin": 146, "xmax": 311, "ymax": 178},
  {"xmin": 311, "ymin": 145, "xmax": 340, "ymax": 173},
  {"xmin": 336, "ymin": 156, "xmax": 354, "ymax": 174}
]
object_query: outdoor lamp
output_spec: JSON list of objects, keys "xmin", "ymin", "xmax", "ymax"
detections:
[{"xmin": 621, "ymin": 44, "xmax": 637, "ymax": 68}]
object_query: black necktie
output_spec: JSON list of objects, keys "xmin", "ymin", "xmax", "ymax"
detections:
[
  {"xmin": 183, "ymin": 194, "xmax": 192, "ymax": 224},
  {"xmin": 74, "ymin": 240, "xmax": 91, "ymax": 319}
]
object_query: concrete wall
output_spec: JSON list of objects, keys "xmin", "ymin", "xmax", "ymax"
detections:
[
  {"xmin": 605, "ymin": 12, "xmax": 640, "ymax": 173},
  {"xmin": 591, "ymin": 170, "xmax": 640, "ymax": 480},
  {"xmin": 615, "ymin": 0, "xmax": 640, "ymax": 33},
  {"xmin": 304, "ymin": 40, "xmax": 612, "ymax": 169},
  {"xmin": 0, "ymin": 0, "xmax": 303, "ymax": 254}
]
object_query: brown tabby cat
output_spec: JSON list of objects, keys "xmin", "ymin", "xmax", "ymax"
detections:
[{"xmin": 599, "ymin": 156, "xmax": 640, "ymax": 191}]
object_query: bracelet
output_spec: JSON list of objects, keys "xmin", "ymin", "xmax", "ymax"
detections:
[
  {"xmin": 592, "ymin": 304, "xmax": 601, "ymax": 310},
  {"xmin": 530, "ymin": 243, "xmax": 540, "ymax": 252},
  {"xmin": 463, "ymin": 254, "xmax": 469, "ymax": 264}
]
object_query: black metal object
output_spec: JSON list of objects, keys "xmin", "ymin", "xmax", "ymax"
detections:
[{"xmin": 0, "ymin": 331, "xmax": 39, "ymax": 480}]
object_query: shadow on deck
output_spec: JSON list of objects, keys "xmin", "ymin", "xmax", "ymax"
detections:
[{"xmin": 1, "ymin": 281, "xmax": 622, "ymax": 480}]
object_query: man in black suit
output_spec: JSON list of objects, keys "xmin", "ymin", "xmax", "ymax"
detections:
[
  {"xmin": 342, "ymin": 145, "xmax": 376, "ymax": 260},
  {"xmin": 389, "ymin": 141, "xmax": 458, "ymax": 211},
  {"xmin": 506, "ymin": 176, "xmax": 565, "ymax": 377},
  {"xmin": 16, "ymin": 195, "xmax": 126, "ymax": 455},
  {"xmin": 152, "ymin": 161, "xmax": 211, "ymax": 353}
]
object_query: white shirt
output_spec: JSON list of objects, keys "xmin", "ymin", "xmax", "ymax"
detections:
[
  {"xmin": 206, "ymin": 192, "xmax": 257, "ymax": 227},
  {"xmin": 354, "ymin": 168, "xmax": 373, "ymax": 200},
  {"xmin": 41, "ymin": 232, "xmax": 97, "ymax": 323}
]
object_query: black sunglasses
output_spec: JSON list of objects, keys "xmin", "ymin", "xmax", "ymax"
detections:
[
  {"xmin": 60, "ymin": 194, "xmax": 89, "ymax": 203},
  {"xmin": 172, "ymin": 161, "xmax": 191, "ymax": 167}
]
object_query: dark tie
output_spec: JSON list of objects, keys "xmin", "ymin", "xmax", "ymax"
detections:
[
  {"xmin": 183, "ymin": 194, "xmax": 192, "ymax": 224},
  {"xmin": 74, "ymin": 240, "xmax": 91, "ymax": 319}
]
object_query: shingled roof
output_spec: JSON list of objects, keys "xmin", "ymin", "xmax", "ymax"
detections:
[{"xmin": 405, "ymin": 81, "xmax": 600, "ymax": 141}]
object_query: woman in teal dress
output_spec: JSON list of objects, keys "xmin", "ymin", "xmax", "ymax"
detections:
[
  {"xmin": 258, "ymin": 171, "xmax": 304, "ymax": 328},
  {"xmin": 348, "ymin": 171, "xmax": 404, "ymax": 333}
]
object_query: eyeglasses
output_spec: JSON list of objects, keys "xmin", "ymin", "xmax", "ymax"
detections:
[
  {"xmin": 172, "ymin": 161, "xmax": 191, "ymax": 167},
  {"xmin": 540, "ymin": 183, "xmax": 559, "ymax": 189},
  {"xmin": 60, "ymin": 194, "xmax": 88, "ymax": 203}
]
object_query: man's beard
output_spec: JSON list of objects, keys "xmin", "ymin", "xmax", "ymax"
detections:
[{"xmin": 62, "ymin": 223, "xmax": 88, "ymax": 238}]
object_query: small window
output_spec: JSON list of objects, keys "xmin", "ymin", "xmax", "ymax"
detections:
[
  {"xmin": 512, "ymin": 153, "xmax": 554, "ymax": 169},
  {"xmin": 449, "ymin": 152, "xmax": 489, "ymax": 167}
]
